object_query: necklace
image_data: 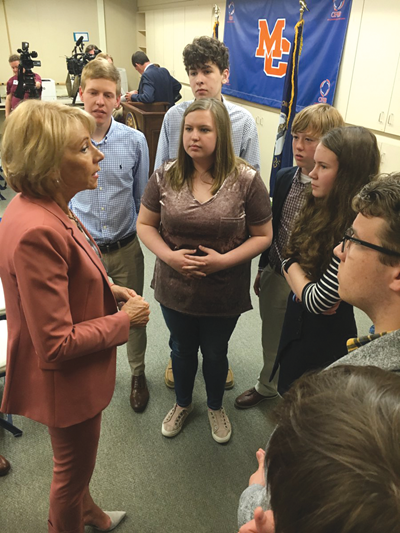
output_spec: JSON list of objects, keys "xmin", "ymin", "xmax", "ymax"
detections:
[
  {"xmin": 67, "ymin": 210, "xmax": 84, "ymax": 233},
  {"xmin": 67, "ymin": 209, "xmax": 101, "ymax": 257}
]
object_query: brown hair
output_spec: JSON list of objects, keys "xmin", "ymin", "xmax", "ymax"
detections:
[
  {"xmin": 286, "ymin": 126, "xmax": 380, "ymax": 279},
  {"xmin": 292, "ymin": 103, "xmax": 344, "ymax": 137},
  {"xmin": 1, "ymin": 100, "xmax": 95, "ymax": 198},
  {"xmin": 9, "ymin": 54, "xmax": 20, "ymax": 63},
  {"xmin": 183, "ymin": 36, "xmax": 229, "ymax": 73},
  {"xmin": 166, "ymin": 98, "xmax": 246, "ymax": 194},
  {"xmin": 352, "ymin": 173, "xmax": 400, "ymax": 265},
  {"xmin": 131, "ymin": 51, "xmax": 149, "ymax": 65},
  {"xmin": 80, "ymin": 59, "xmax": 121, "ymax": 96},
  {"xmin": 267, "ymin": 365, "xmax": 400, "ymax": 533}
]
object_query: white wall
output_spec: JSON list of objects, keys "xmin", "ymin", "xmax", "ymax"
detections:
[
  {"xmin": 138, "ymin": 0, "xmax": 400, "ymax": 181},
  {"xmin": 0, "ymin": 0, "xmax": 139, "ymax": 91}
]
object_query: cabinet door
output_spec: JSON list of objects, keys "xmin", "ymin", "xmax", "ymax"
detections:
[
  {"xmin": 346, "ymin": 0, "xmax": 400, "ymax": 131},
  {"xmin": 380, "ymin": 141, "xmax": 400, "ymax": 174},
  {"xmin": 385, "ymin": 52, "xmax": 400, "ymax": 136}
]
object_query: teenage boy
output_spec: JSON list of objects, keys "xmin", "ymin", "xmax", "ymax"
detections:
[
  {"xmin": 70, "ymin": 60, "xmax": 150, "ymax": 413},
  {"xmin": 238, "ymin": 365, "xmax": 400, "ymax": 533},
  {"xmin": 235, "ymin": 104, "xmax": 344, "ymax": 408},
  {"xmin": 330, "ymin": 174, "xmax": 400, "ymax": 371},
  {"xmin": 155, "ymin": 36, "xmax": 261, "ymax": 391},
  {"xmin": 154, "ymin": 36, "xmax": 260, "ymax": 172}
]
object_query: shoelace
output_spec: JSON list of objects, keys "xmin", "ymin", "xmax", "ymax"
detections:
[{"xmin": 210, "ymin": 409, "xmax": 228, "ymax": 429}]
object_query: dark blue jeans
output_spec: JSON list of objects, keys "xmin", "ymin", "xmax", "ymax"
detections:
[{"xmin": 161, "ymin": 305, "xmax": 239, "ymax": 410}]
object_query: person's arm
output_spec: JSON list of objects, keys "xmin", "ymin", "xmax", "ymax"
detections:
[
  {"xmin": 34, "ymin": 73, "xmax": 42, "ymax": 90},
  {"xmin": 283, "ymin": 255, "xmax": 341, "ymax": 314},
  {"xmin": 240, "ymin": 115, "xmax": 261, "ymax": 172},
  {"xmin": 13, "ymin": 225, "xmax": 134, "ymax": 364},
  {"xmin": 238, "ymin": 508, "xmax": 275, "ymax": 533},
  {"xmin": 125, "ymin": 90, "xmax": 138, "ymax": 99},
  {"xmin": 137, "ymin": 205, "xmax": 197, "ymax": 275},
  {"xmin": 171, "ymin": 76, "xmax": 182, "ymax": 99},
  {"xmin": 154, "ymin": 110, "xmax": 172, "ymax": 170},
  {"xmin": 5, "ymin": 93, "xmax": 12, "ymax": 117},
  {"xmin": 129, "ymin": 77, "xmax": 156, "ymax": 104},
  {"xmin": 131, "ymin": 132, "xmax": 150, "ymax": 215},
  {"xmin": 182, "ymin": 220, "xmax": 272, "ymax": 277}
]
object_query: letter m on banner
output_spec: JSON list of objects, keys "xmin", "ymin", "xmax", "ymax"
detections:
[{"xmin": 255, "ymin": 19, "xmax": 290, "ymax": 78}]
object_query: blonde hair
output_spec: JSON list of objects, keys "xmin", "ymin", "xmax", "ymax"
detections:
[
  {"xmin": 292, "ymin": 103, "xmax": 344, "ymax": 138},
  {"xmin": 80, "ymin": 59, "xmax": 121, "ymax": 96},
  {"xmin": 1, "ymin": 100, "xmax": 95, "ymax": 199},
  {"xmin": 95, "ymin": 52, "xmax": 114, "ymax": 64}
]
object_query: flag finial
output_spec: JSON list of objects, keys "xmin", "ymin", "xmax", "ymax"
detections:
[{"xmin": 299, "ymin": 0, "xmax": 309, "ymax": 20}]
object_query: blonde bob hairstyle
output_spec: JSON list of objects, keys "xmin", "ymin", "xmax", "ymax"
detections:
[
  {"xmin": 2, "ymin": 99, "xmax": 95, "ymax": 199},
  {"xmin": 167, "ymin": 98, "xmax": 247, "ymax": 194}
]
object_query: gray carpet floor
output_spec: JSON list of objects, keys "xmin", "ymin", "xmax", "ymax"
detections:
[{"xmin": 0, "ymin": 185, "xmax": 370, "ymax": 533}]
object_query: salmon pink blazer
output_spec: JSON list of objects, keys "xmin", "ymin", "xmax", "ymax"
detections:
[{"xmin": 0, "ymin": 195, "xmax": 130, "ymax": 428}]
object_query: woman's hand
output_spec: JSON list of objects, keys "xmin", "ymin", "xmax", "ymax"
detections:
[
  {"xmin": 322, "ymin": 300, "xmax": 341, "ymax": 315},
  {"xmin": 182, "ymin": 245, "xmax": 227, "ymax": 277},
  {"xmin": 165, "ymin": 248, "xmax": 203, "ymax": 277},
  {"xmin": 120, "ymin": 296, "xmax": 150, "ymax": 328},
  {"xmin": 253, "ymin": 272, "xmax": 262, "ymax": 296},
  {"xmin": 111, "ymin": 285, "xmax": 137, "ymax": 307}
]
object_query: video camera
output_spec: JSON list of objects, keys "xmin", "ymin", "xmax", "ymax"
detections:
[
  {"xmin": 66, "ymin": 36, "xmax": 101, "ymax": 77},
  {"xmin": 15, "ymin": 42, "xmax": 41, "ymax": 100}
]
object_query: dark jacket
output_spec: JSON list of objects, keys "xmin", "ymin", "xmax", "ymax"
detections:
[
  {"xmin": 258, "ymin": 166, "xmax": 297, "ymax": 269},
  {"xmin": 130, "ymin": 64, "xmax": 181, "ymax": 107}
]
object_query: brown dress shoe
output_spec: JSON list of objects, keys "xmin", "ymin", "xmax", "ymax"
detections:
[
  {"xmin": 234, "ymin": 387, "xmax": 278, "ymax": 409},
  {"xmin": 0, "ymin": 454, "xmax": 11, "ymax": 476},
  {"xmin": 130, "ymin": 374, "xmax": 149, "ymax": 413}
]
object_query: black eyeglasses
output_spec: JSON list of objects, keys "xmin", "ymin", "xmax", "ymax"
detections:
[{"xmin": 341, "ymin": 228, "xmax": 400, "ymax": 257}]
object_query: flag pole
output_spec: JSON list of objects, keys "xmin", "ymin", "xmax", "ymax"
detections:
[
  {"xmin": 213, "ymin": 5, "xmax": 220, "ymax": 40},
  {"xmin": 269, "ymin": 1, "xmax": 309, "ymax": 195}
]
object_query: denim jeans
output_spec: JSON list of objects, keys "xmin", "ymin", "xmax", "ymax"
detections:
[{"xmin": 161, "ymin": 305, "xmax": 239, "ymax": 410}]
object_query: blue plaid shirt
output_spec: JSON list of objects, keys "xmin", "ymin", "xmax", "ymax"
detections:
[
  {"xmin": 154, "ymin": 98, "xmax": 260, "ymax": 172},
  {"xmin": 70, "ymin": 118, "xmax": 149, "ymax": 245}
]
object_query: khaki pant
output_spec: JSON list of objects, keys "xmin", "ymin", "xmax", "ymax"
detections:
[
  {"xmin": 256, "ymin": 264, "xmax": 290, "ymax": 396},
  {"xmin": 101, "ymin": 236, "xmax": 146, "ymax": 375}
]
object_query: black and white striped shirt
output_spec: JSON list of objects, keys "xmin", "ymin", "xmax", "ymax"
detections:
[{"xmin": 301, "ymin": 255, "xmax": 341, "ymax": 314}]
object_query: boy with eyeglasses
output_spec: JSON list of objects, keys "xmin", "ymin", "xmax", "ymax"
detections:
[{"xmin": 330, "ymin": 174, "xmax": 400, "ymax": 368}]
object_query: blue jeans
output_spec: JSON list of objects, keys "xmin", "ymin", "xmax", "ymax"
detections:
[{"xmin": 161, "ymin": 305, "xmax": 239, "ymax": 410}]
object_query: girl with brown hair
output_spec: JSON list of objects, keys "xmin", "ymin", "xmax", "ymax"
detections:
[{"xmin": 271, "ymin": 126, "xmax": 380, "ymax": 394}]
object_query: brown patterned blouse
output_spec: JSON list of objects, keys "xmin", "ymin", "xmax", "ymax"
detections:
[{"xmin": 141, "ymin": 162, "xmax": 272, "ymax": 316}]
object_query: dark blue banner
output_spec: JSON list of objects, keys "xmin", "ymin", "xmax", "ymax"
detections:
[{"xmin": 222, "ymin": 0, "xmax": 352, "ymax": 109}]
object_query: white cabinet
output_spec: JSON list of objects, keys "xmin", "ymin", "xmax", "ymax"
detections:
[
  {"xmin": 145, "ymin": 5, "xmax": 214, "ymax": 83},
  {"xmin": 385, "ymin": 53, "xmax": 400, "ymax": 136},
  {"xmin": 380, "ymin": 141, "xmax": 400, "ymax": 174},
  {"xmin": 346, "ymin": 0, "xmax": 400, "ymax": 135}
]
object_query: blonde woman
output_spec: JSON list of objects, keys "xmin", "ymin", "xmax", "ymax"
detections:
[{"xmin": 0, "ymin": 100, "xmax": 149, "ymax": 532}]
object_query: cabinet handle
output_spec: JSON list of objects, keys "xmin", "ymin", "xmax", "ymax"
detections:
[
  {"xmin": 388, "ymin": 114, "xmax": 394, "ymax": 126},
  {"xmin": 378, "ymin": 111, "xmax": 385, "ymax": 123}
]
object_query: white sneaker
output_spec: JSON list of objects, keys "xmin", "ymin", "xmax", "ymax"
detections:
[
  {"xmin": 208, "ymin": 406, "xmax": 232, "ymax": 443},
  {"xmin": 162, "ymin": 403, "xmax": 193, "ymax": 437}
]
